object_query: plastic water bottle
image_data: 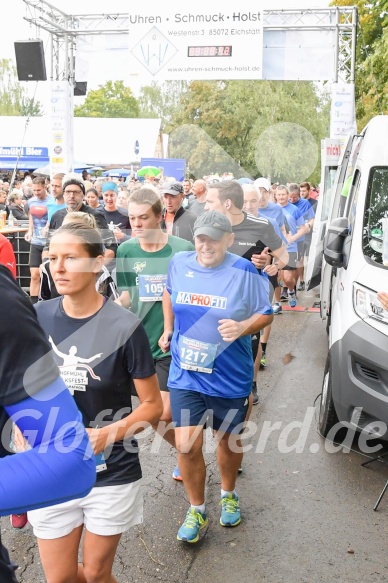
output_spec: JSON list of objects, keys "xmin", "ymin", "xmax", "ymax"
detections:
[
  {"xmin": 382, "ymin": 218, "xmax": 388, "ymax": 266},
  {"xmin": 8, "ymin": 210, "xmax": 14, "ymax": 228}
]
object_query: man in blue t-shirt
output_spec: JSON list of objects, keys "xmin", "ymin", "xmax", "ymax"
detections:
[
  {"xmin": 275, "ymin": 185, "xmax": 308, "ymax": 307},
  {"xmin": 288, "ymin": 183, "xmax": 315, "ymax": 291},
  {"xmin": 46, "ymin": 173, "xmax": 66, "ymax": 222},
  {"xmin": 158, "ymin": 211, "xmax": 273, "ymax": 544},
  {"xmin": 25, "ymin": 177, "xmax": 54, "ymax": 303},
  {"xmin": 254, "ymin": 177, "xmax": 286, "ymax": 230}
]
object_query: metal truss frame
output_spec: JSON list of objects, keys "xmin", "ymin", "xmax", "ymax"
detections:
[{"xmin": 22, "ymin": 1, "xmax": 357, "ymax": 85}]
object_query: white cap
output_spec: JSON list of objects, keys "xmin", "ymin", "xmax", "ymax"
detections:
[{"xmin": 254, "ymin": 177, "xmax": 271, "ymax": 192}]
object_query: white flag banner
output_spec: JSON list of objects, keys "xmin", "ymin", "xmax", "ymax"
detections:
[
  {"xmin": 330, "ymin": 83, "xmax": 357, "ymax": 139},
  {"xmin": 50, "ymin": 81, "xmax": 74, "ymax": 175}
]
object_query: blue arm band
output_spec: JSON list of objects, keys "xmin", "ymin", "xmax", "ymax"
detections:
[{"xmin": 0, "ymin": 377, "xmax": 96, "ymax": 516}]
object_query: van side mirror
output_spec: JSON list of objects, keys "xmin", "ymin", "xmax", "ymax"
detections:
[{"xmin": 323, "ymin": 217, "xmax": 349, "ymax": 268}]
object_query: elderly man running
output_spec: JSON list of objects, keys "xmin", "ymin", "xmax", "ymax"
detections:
[{"xmin": 159, "ymin": 211, "xmax": 273, "ymax": 543}]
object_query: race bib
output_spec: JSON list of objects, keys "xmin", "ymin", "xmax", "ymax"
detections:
[
  {"xmin": 178, "ymin": 335, "xmax": 218, "ymax": 374},
  {"xmin": 138, "ymin": 274, "xmax": 167, "ymax": 301}
]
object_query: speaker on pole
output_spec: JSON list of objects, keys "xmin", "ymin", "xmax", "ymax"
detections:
[
  {"xmin": 74, "ymin": 82, "xmax": 87, "ymax": 96},
  {"xmin": 14, "ymin": 40, "xmax": 47, "ymax": 81}
]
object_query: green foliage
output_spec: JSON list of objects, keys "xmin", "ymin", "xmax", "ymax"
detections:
[
  {"xmin": 138, "ymin": 81, "xmax": 188, "ymax": 127},
  {"xmin": 167, "ymin": 80, "xmax": 329, "ymax": 183},
  {"xmin": 74, "ymin": 81, "xmax": 139, "ymax": 118},
  {"xmin": 0, "ymin": 59, "xmax": 43, "ymax": 116},
  {"xmin": 331, "ymin": 0, "xmax": 388, "ymax": 127}
]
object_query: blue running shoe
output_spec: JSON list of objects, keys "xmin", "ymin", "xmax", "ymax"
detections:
[
  {"xmin": 272, "ymin": 302, "xmax": 282, "ymax": 315},
  {"xmin": 220, "ymin": 493, "xmax": 241, "ymax": 527},
  {"xmin": 177, "ymin": 507, "xmax": 208, "ymax": 543},
  {"xmin": 172, "ymin": 466, "xmax": 183, "ymax": 482},
  {"xmin": 288, "ymin": 291, "xmax": 297, "ymax": 308}
]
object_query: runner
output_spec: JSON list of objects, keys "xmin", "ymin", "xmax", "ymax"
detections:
[
  {"xmin": 204, "ymin": 179, "xmax": 288, "ymax": 403},
  {"xmin": 116, "ymin": 188, "xmax": 194, "ymax": 477},
  {"xmin": 25, "ymin": 177, "xmax": 53, "ymax": 303},
  {"xmin": 275, "ymin": 185, "xmax": 308, "ymax": 307},
  {"xmin": 28, "ymin": 222, "xmax": 163, "ymax": 583},
  {"xmin": 49, "ymin": 173, "xmax": 117, "ymax": 261},
  {"xmin": 160, "ymin": 181, "xmax": 196, "ymax": 242},
  {"xmin": 159, "ymin": 211, "xmax": 273, "ymax": 543},
  {"xmin": 0, "ymin": 265, "xmax": 95, "ymax": 583}
]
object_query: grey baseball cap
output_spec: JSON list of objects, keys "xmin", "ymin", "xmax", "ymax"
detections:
[
  {"xmin": 160, "ymin": 181, "xmax": 183, "ymax": 195},
  {"xmin": 194, "ymin": 210, "xmax": 233, "ymax": 240}
]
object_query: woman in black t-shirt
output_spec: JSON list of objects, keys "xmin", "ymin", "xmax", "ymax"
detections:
[{"xmin": 29, "ymin": 223, "xmax": 162, "ymax": 583}]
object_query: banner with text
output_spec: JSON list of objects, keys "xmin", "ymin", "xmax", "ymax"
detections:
[
  {"xmin": 127, "ymin": 3, "xmax": 263, "ymax": 81},
  {"xmin": 50, "ymin": 81, "xmax": 74, "ymax": 176},
  {"xmin": 330, "ymin": 83, "xmax": 357, "ymax": 140}
]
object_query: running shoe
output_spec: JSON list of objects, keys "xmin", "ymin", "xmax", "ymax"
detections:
[
  {"xmin": 280, "ymin": 287, "xmax": 288, "ymax": 301},
  {"xmin": 172, "ymin": 466, "xmax": 183, "ymax": 482},
  {"xmin": 288, "ymin": 290, "xmax": 297, "ymax": 308},
  {"xmin": 220, "ymin": 493, "xmax": 241, "ymax": 527},
  {"xmin": 297, "ymin": 281, "xmax": 305, "ymax": 291},
  {"xmin": 272, "ymin": 302, "xmax": 282, "ymax": 314},
  {"xmin": 238, "ymin": 466, "xmax": 243, "ymax": 474},
  {"xmin": 177, "ymin": 507, "xmax": 208, "ymax": 543},
  {"xmin": 260, "ymin": 353, "xmax": 267, "ymax": 368},
  {"xmin": 251, "ymin": 383, "xmax": 259, "ymax": 405},
  {"xmin": 10, "ymin": 513, "xmax": 28, "ymax": 529}
]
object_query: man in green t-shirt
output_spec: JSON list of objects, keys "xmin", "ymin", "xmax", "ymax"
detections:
[{"xmin": 116, "ymin": 188, "xmax": 194, "ymax": 466}]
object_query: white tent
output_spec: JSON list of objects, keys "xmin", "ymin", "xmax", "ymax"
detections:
[{"xmin": 0, "ymin": 116, "xmax": 162, "ymax": 167}]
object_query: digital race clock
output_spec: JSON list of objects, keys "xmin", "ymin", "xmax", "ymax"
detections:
[{"xmin": 187, "ymin": 46, "xmax": 233, "ymax": 57}]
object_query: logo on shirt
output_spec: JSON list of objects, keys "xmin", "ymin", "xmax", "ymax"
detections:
[
  {"xmin": 49, "ymin": 336, "xmax": 102, "ymax": 395},
  {"xmin": 133, "ymin": 261, "xmax": 146, "ymax": 274},
  {"xmin": 176, "ymin": 292, "xmax": 227, "ymax": 309},
  {"xmin": 185, "ymin": 271, "xmax": 194, "ymax": 278}
]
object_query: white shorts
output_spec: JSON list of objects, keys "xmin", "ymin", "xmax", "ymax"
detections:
[{"xmin": 28, "ymin": 479, "xmax": 143, "ymax": 539}]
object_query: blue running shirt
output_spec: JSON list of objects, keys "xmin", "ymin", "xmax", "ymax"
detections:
[
  {"xmin": 258, "ymin": 202, "xmax": 285, "ymax": 229},
  {"xmin": 166, "ymin": 252, "xmax": 272, "ymax": 398},
  {"xmin": 278, "ymin": 202, "xmax": 305, "ymax": 253}
]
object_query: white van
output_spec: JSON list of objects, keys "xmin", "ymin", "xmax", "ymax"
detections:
[{"xmin": 308, "ymin": 115, "xmax": 388, "ymax": 438}]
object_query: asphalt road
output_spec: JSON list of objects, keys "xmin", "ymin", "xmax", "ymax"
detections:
[{"xmin": 3, "ymin": 288, "xmax": 388, "ymax": 583}]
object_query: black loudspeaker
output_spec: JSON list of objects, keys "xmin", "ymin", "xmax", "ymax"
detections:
[
  {"xmin": 14, "ymin": 40, "xmax": 47, "ymax": 81},
  {"xmin": 74, "ymin": 82, "xmax": 87, "ymax": 96}
]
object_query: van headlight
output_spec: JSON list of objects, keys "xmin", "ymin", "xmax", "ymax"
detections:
[{"xmin": 353, "ymin": 283, "xmax": 388, "ymax": 324}]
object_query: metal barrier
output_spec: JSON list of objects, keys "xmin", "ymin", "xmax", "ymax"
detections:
[{"xmin": 5, "ymin": 222, "xmax": 31, "ymax": 291}]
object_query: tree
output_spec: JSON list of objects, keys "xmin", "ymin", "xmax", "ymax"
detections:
[
  {"xmin": 168, "ymin": 80, "xmax": 329, "ymax": 183},
  {"xmin": 0, "ymin": 59, "xmax": 43, "ymax": 116},
  {"xmin": 137, "ymin": 81, "xmax": 188, "ymax": 127},
  {"xmin": 74, "ymin": 81, "xmax": 139, "ymax": 118}
]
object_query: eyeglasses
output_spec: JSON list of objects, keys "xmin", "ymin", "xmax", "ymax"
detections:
[{"xmin": 64, "ymin": 190, "xmax": 83, "ymax": 195}]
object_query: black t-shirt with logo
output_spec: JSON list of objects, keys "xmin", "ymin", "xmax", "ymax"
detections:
[
  {"xmin": 229, "ymin": 212, "xmax": 283, "ymax": 265},
  {"xmin": 101, "ymin": 208, "xmax": 130, "ymax": 231},
  {"xmin": 35, "ymin": 297, "xmax": 155, "ymax": 487}
]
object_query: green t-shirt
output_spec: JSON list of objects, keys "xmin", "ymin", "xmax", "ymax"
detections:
[{"xmin": 116, "ymin": 235, "xmax": 194, "ymax": 359}]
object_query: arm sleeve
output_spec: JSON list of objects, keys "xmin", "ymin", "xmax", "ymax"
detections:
[{"xmin": 0, "ymin": 377, "xmax": 95, "ymax": 516}]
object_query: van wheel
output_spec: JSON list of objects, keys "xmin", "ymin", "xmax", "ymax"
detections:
[{"xmin": 318, "ymin": 353, "xmax": 339, "ymax": 437}]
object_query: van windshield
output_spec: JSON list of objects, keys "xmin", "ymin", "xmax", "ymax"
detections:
[{"xmin": 363, "ymin": 166, "xmax": 388, "ymax": 266}]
